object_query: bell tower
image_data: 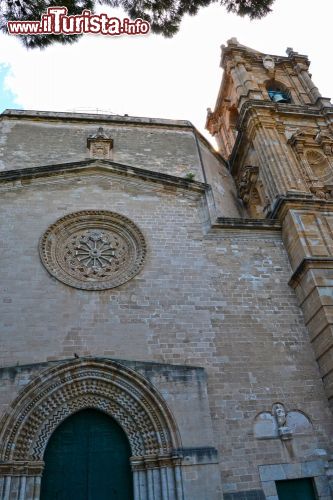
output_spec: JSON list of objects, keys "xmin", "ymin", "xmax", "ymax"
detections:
[{"xmin": 207, "ymin": 38, "xmax": 333, "ymax": 410}]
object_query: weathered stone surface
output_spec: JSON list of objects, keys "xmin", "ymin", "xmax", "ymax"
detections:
[
  {"xmin": 0, "ymin": 163, "xmax": 332, "ymax": 497},
  {"xmin": 207, "ymin": 38, "xmax": 333, "ymax": 498},
  {"xmin": 1, "ymin": 40, "xmax": 333, "ymax": 500}
]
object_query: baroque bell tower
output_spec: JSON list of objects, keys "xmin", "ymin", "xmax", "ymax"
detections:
[{"xmin": 207, "ymin": 38, "xmax": 333, "ymax": 410}]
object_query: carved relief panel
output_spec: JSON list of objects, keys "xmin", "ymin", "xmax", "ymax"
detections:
[
  {"xmin": 237, "ymin": 165, "xmax": 267, "ymax": 218},
  {"xmin": 254, "ymin": 402, "xmax": 313, "ymax": 441},
  {"xmin": 87, "ymin": 127, "xmax": 113, "ymax": 159},
  {"xmin": 287, "ymin": 128, "xmax": 333, "ymax": 199}
]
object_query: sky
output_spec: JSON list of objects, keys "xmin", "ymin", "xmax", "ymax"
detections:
[{"xmin": 0, "ymin": 0, "xmax": 332, "ymax": 142}]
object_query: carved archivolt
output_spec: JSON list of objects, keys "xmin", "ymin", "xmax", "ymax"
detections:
[
  {"xmin": 0, "ymin": 359, "xmax": 181, "ymax": 462},
  {"xmin": 39, "ymin": 211, "xmax": 146, "ymax": 290},
  {"xmin": 238, "ymin": 165, "xmax": 259, "ymax": 203}
]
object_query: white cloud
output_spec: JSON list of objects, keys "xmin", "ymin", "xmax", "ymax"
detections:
[{"xmin": 0, "ymin": 0, "xmax": 332, "ymax": 141}]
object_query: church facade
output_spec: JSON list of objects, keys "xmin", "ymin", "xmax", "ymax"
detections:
[{"xmin": 0, "ymin": 39, "xmax": 333, "ymax": 500}]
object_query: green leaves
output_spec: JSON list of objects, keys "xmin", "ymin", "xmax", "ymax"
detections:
[{"xmin": 223, "ymin": 0, "xmax": 273, "ymax": 18}]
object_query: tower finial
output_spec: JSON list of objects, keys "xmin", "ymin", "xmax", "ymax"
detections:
[
  {"xmin": 227, "ymin": 37, "xmax": 239, "ymax": 46},
  {"xmin": 286, "ymin": 47, "xmax": 297, "ymax": 56}
]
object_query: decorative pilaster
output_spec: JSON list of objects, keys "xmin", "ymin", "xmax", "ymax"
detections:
[
  {"xmin": 130, "ymin": 454, "xmax": 184, "ymax": 500},
  {"xmin": 0, "ymin": 462, "xmax": 43, "ymax": 500},
  {"xmin": 293, "ymin": 59, "xmax": 321, "ymax": 102},
  {"xmin": 280, "ymin": 200, "xmax": 333, "ymax": 409}
]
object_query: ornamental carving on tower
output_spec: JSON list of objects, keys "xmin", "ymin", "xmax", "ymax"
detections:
[{"xmin": 39, "ymin": 211, "xmax": 146, "ymax": 290}]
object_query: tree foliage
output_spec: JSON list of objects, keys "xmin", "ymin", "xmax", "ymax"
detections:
[{"xmin": 0, "ymin": 0, "xmax": 275, "ymax": 48}]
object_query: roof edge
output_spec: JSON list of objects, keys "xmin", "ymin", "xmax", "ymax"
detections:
[
  {"xmin": 0, "ymin": 158, "xmax": 210, "ymax": 193},
  {"xmin": 1, "ymin": 108, "xmax": 194, "ymax": 129}
]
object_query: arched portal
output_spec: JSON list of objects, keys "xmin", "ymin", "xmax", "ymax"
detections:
[
  {"xmin": 40, "ymin": 409, "xmax": 133, "ymax": 500},
  {"xmin": 0, "ymin": 359, "xmax": 184, "ymax": 500}
]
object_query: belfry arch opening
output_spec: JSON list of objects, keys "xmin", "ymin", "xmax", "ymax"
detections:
[{"xmin": 266, "ymin": 80, "xmax": 291, "ymax": 104}]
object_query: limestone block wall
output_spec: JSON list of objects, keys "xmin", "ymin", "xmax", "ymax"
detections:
[
  {"xmin": 0, "ymin": 111, "xmax": 240, "ymax": 220},
  {"xmin": 282, "ymin": 204, "xmax": 333, "ymax": 411},
  {"xmin": 199, "ymin": 140, "xmax": 244, "ymax": 218},
  {"xmin": 1, "ymin": 170, "xmax": 333, "ymax": 496},
  {"xmin": 0, "ymin": 113, "xmax": 204, "ymax": 180},
  {"xmin": 202, "ymin": 224, "xmax": 333, "ymax": 495}
]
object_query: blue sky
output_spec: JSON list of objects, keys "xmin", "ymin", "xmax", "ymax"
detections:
[{"xmin": 0, "ymin": 64, "xmax": 21, "ymax": 112}]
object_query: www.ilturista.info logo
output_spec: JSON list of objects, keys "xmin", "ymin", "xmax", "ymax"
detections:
[{"xmin": 7, "ymin": 7, "xmax": 150, "ymax": 36}]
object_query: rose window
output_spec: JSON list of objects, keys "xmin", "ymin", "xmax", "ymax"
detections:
[{"xmin": 39, "ymin": 211, "xmax": 146, "ymax": 290}]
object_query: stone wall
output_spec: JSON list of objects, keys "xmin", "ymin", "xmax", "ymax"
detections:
[
  {"xmin": 0, "ymin": 359, "xmax": 221, "ymax": 499},
  {"xmin": 0, "ymin": 164, "xmax": 332, "ymax": 496},
  {"xmin": 0, "ymin": 113, "xmax": 205, "ymax": 180}
]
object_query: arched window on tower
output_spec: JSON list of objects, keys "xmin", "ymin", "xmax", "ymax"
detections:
[{"xmin": 266, "ymin": 81, "xmax": 291, "ymax": 104}]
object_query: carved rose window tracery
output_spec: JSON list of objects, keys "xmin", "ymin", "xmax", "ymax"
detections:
[
  {"xmin": 39, "ymin": 211, "xmax": 146, "ymax": 290},
  {"xmin": 66, "ymin": 230, "xmax": 122, "ymax": 278}
]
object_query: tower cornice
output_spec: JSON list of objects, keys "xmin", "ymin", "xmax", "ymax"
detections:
[{"xmin": 269, "ymin": 193, "xmax": 333, "ymax": 221}]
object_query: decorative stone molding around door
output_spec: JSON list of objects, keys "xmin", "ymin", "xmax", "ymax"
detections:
[{"xmin": 0, "ymin": 358, "xmax": 184, "ymax": 500}]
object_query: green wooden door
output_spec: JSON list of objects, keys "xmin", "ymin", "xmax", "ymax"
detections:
[
  {"xmin": 40, "ymin": 409, "xmax": 134, "ymax": 500},
  {"xmin": 276, "ymin": 478, "xmax": 317, "ymax": 500}
]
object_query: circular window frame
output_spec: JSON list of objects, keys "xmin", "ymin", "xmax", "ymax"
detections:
[{"xmin": 39, "ymin": 211, "xmax": 146, "ymax": 290}]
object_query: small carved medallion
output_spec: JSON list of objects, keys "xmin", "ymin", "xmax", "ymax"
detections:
[
  {"xmin": 39, "ymin": 211, "xmax": 146, "ymax": 290},
  {"xmin": 263, "ymin": 55, "xmax": 275, "ymax": 71},
  {"xmin": 87, "ymin": 127, "xmax": 113, "ymax": 159}
]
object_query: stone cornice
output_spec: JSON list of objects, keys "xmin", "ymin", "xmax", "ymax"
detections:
[
  {"xmin": 213, "ymin": 217, "xmax": 281, "ymax": 231},
  {"xmin": 270, "ymin": 193, "xmax": 333, "ymax": 220},
  {"xmin": 0, "ymin": 159, "xmax": 209, "ymax": 194},
  {"xmin": 0, "ymin": 356, "xmax": 205, "ymax": 378},
  {"xmin": 229, "ymin": 100, "xmax": 333, "ymax": 172},
  {"xmin": 289, "ymin": 257, "xmax": 333, "ymax": 288},
  {"xmin": 220, "ymin": 41, "xmax": 310, "ymax": 70},
  {"xmin": 174, "ymin": 446, "xmax": 219, "ymax": 466},
  {"xmin": 130, "ymin": 454, "xmax": 183, "ymax": 471},
  {"xmin": 0, "ymin": 461, "xmax": 44, "ymax": 476},
  {"xmin": 1, "ymin": 108, "xmax": 193, "ymax": 129}
]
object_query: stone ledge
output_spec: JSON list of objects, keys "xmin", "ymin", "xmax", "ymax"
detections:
[
  {"xmin": 0, "ymin": 357, "xmax": 208, "ymax": 397},
  {"xmin": 0, "ymin": 461, "xmax": 44, "ymax": 476},
  {"xmin": 223, "ymin": 490, "xmax": 265, "ymax": 500},
  {"xmin": 174, "ymin": 447, "xmax": 219, "ymax": 466},
  {"xmin": 1, "ymin": 108, "xmax": 193, "ymax": 129},
  {"xmin": 0, "ymin": 159, "xmax": 209, "ymax": 193},
  {"xmin": 0, "ymin": 356, "xmax": 205, "ymax": 378},
  {"xmin": 270, "ymin": 193, "xmax": 333, "ymax": 220},
  {"xmin": 289, "ymin": 257, "xmax": 333, "ymax": 288},
  {"xmin": 213, "ymin": 217, "xmax": 281, "ymax": 230}
]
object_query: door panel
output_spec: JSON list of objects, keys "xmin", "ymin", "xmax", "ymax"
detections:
[
  {"xmin": 276, "ymin": 478, "xmax": 317, "ymax": 500},
  {"xmin": 40, "ymin": 409, "xmax": 133, "ymax": 500}
]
